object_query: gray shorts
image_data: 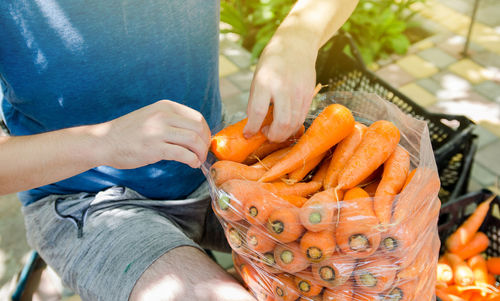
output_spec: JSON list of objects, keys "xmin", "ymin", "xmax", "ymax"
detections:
[{"xmin": 21, "ymin": 183, "xmax": 230, "ymax": 301}]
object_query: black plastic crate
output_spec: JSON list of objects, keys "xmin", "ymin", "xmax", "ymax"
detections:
[
  {"xmin": 437, "ymin": 189, "xmax": 500, "ymax": 301},
  {"xmin": 315, "ymin": 33, "xmax": 477, "ymax": 204}
]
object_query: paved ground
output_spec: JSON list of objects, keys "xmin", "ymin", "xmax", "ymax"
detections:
[{"xmin": 0, "ymin": 0, "xmax": 499, "ymax": 298}]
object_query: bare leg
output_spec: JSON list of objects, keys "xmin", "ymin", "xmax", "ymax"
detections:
[{"xmin": 129, "ymin": 246, "xmax": 256, "ymax": 301}]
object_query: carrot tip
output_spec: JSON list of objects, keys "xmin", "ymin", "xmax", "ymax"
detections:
[
  {"xmin": 307, "ymin": 247, "xmax": 323, "ymax": 261},
  {"xmin": 382, "ymin": 237, "xmax": 398, "ymax": 252},
  {"xmin": 280, "ymin": 250, "xmax": 294, "ymax": 264},
  {"xmin": 359, "ymin": 273, "xmax": 378, "ymax": 287},
  {"xmin": 349, "ymin": 234, "xmax": 370, "ymax": 251},
  {"xmin": 309, "ymin": 212, "xmax": 322, "ymax": 224},
  {"xmin": 319, "ymin": 266, "xmax": 336, "ymax": 282},
  {"xmin": 217, "ymin": 195, "xmax": 231, "ymax": 211}
]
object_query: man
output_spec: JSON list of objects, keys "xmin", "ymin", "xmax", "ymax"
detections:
[{"xmin": 0, "ymin": 0, "xmax": 358, "ymax": 300}]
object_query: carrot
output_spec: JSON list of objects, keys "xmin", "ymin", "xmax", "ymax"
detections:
[
  {"xmin": 279, "ymin": 195, "xmax": 308, "ymax": 207},
  {"xmin": 297, "ymin": 296, "xmax": 322, "ymax": 301},
  {"xmin": 261, "ymin": 181, "xmax": 322, "ymax": 198},
  {"xmin": 336, "ymin": 187, "xmax": 381, "ymax": 258},
  {"xmin": 300, "ymin": 230, "xmax": 336, "ymax": 263},
  {"xmin": 324, "ymin": 122, "xmax": 367, "ymax": 189},
  {"xmin": 468, "ymin": 255, "xmax": 489, "ymax": 292},
  {"xmin": 373, "ymin": 146, "xmax": 410, "ymax": 225},
  {"xmin": 322, "ymin": 281, "xmax": 353, "ymax": 301},
  {"xmin": 246, "ymin": 225, "xmax": 276, "ymax": 253},
  {"xmin": 267, "ymin": 207, "xmax": 304, "ymax": 243},
  {"xmin": 299, "ymin": 188, "xmax": 343, "ymax": 232},
  {"xmin": 271, "ymin": 274, "xmax": 301, "ymax": 301},
  {"xmin": 287, "ymin": 151, "xmax": 327, "ymax": 184},
  {"xmin": 311, "ymin": 253, "xmax": 356, "ymax": 288},
  {"xmin": 251, "ymin": 146, "xmax": 292, "ymax": 171},
  {"xmin": 243, "ymin": 186, "xmax": 286, "ymax": 225},
  {"xmin": 386, "ymin": 278, "xmax": 418, "ymax": 301},
  {"xmin": 436, "ymin": 288, "xmax": 467, "ymax": 301},
  {"xmin": 244, "ymin": 125, "xmax": 304, "ymax": 165},
  {"xmin": 437, "ymin": 262, "xmax": 454, "ymax": 285},
  {"xmin": 210, "ymin": 160, "xmax": 266, "ymax": 186},
  {"xmin": 216, "ymin": 179, "xmax": 254, "ymax": 221},
  {"xmin": 445, "ymin": 253, "xmax": 475, "ymax": 286},
  {"xmin": 446, "ymin": 195, "xmax": 494, "ymax": 253},
  {"xmin": 274, "ymin": 242, "xmax": 310, "ymax": 273},
  {"xmin": 260, "ymin": 104, "xmax": 355, "ymax": 182},
  {"xmin": 293, "ymin": 271, "xmax": 323, "ymax": 297},
  {"xmin": 311, "ymin": 155, "xmax": 331, "ymax": 184},
  {"xmin": 226, "ymin": 223, "xmax": 246, "ymax": 251},
  {"xmin": 488, "ymin": 273, "xmax": 497, "ymax": 286},
  {"xmin": 455, "ymin": 232, "xmax": 489, "ymax": 260},
  {"xmin": 391, "ymin": 167, "xmax": 441, "ymax": 224},
  {"xmin": 336, "ymin": 120, "xmax": 400, "ymax": 190},
  {"xmin": 487, "ymin": 257, "xmax": 500, "ymax": 275},
  {"xmin": 255, "ymin": 251, "xmax": 281, "ymax": 274},
  {"xmin": 354, "ymin": 256, "xmax": 397, "ymax": 293},
  {"xmin": 402, "ymin": 168, "xmax": 417, "ymax": 190},
  {"xmin": 211, "ymin": 107, "xmax": 273, "ymax": 162}
]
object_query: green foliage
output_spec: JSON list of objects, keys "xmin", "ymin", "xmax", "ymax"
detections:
[{"xmin": 220, "ymin": 0, "xmax": 425, "ymax": 64}]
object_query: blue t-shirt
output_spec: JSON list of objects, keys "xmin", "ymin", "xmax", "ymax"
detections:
[{"xmin": 0, "ymin": 1, "xmax": 222, "ymax": 205}]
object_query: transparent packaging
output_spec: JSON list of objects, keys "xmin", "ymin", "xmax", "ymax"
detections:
[{"xmin": 203, "ymin": 92, "xmax": 441, "ymax": 301}]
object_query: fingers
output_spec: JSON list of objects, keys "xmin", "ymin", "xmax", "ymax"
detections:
[
  {"xmin": 165, "ymin": 112, "xmax": 211, "ymax": 147},
  {"xmin": 161, "ymin": 143, "xmax": 201, "ymax": 168},
  {"xmin": 243, "ymin": 83, "xmax": 271, "ymax": 138},
  {"xmin": 163, "ymin": 127, "xmax": 209, "ymax": 166}
]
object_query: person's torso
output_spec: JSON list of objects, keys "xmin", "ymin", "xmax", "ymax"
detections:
[{"xmin": 0, "ymin": 0, "xmax": 222, "ymax": 205}]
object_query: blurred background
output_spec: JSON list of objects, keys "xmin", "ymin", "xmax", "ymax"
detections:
[{"xmin": 1, "ymin": 0, "xmax": 499, "ymax": 299}]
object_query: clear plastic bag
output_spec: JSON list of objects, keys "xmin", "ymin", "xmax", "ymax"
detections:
[{"xmin": 203, "ymin": 92, "xmax": 440, "ymax": 301}]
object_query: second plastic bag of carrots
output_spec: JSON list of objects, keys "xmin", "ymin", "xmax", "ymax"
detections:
[{"xmin": 204, "ymin": 91, "xmax": 441, "ymax": 301}]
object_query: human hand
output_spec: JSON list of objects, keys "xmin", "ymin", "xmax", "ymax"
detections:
[
  {"xmin": 93, "ymin": 100, "xmax": 211, "ymax": 169},
  {"xmin": 243, "ymin": 29, "xmax": 317, "ymax": 143}
]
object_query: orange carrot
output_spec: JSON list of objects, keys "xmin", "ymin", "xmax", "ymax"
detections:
[
  {"xmin": 487, "ymin": 273, "xmax": 497, "ymax": 286},
  {"xmin": 324, "ymin": 122, "xmax": 367, "ymax": 189},
  {"xmin": 468, "ymin": 255, "xmax": 489, "ymax": 289},
  {"xmin": 261, "ymin": 181, "xmax": 322, "ymax": 198},
  {"xmin": 336, "ymin": 120, "xmax": 400, "ymax": 190},
  {"xmin": 299, "ymin": 188, "xmax": 343, "ymax": 232},
  {"xmin": 216, "ymin": 180, "xmax": 249, "ymax": 221},
  {"xmin": 300, "ymin": 230, "xmax": 336, "ymax": 263},
  {"xmin": 298, "ymin": 295, "xmax": 322, "ymax": 301},
  {"xmin": 260, "ymin": 104, "xmax": 355, "ymax": 182},
  {"xmin": 445, "ymin": 253, "xmax": 475, "ymax": 286},
  {"xmin": 211, "ymin": 107, "xmax": 273, "ymax": 162},
  {"xmin": 293, "ymin": 271, "xmax": 323, "ymax": 297},
  {"xmin": 210, "ymin": 160, "xmax": 266, "ymax": 186},
  {"xmin": 226, "ymin": 224, "xmax": 246, "ymax": 251},
  {"xmin": 354, "ymin": 256, "xmax": 398, "ymax": 293},
  {"xmin": 246, "ymin": 225, "xmax": 276, "ymax": 253},
  {"xmin": 244, "ymin": 125, "xmax": 304, "ymax": 164},
  {"xmin": 311, "ymin": 253, "xmax": 356, "ymax": 288},
  {"xmin": 391, "ymin": 167, "xmax": 441, "ymax": 224},
  {"xmin": 402, "ymin": 168, "xmax": 417, "ymax": 190},
  {"xmin": 446, "ymin": 195, "xmax": 494, "ymax": 253},
  {"xmin": 336, "ymin": 187, "xmax": 380, "ymax": 258},
  {"xmin": 267, "ymin": 207, "xmax": 304, "ymax": 243},
  {"xmin": 455, "ymin": 232, "xmax": 489, "ymax": 260},
  {"xmin": 279, "ymin": 195, "xmax": 308, "ymax": 207},
  {"xmin": 287, "ymin": 151, "xmax": 327, "ymax": 184},
  {"xmin": 271, "ymin": 274, "xmax": 301, "ymax": 301},
  {"xmin": 312, "ymin": 155, "xmax": 331, "ymax": 183},
  {"xmin": 243, "ymin": 187, "xmax": 286, "ymax": 225},
  {"xmin": 487, "ymin": 257, "xmax": 500, "ymax": 275},
  {"xmin": 322, "ymin": 281, "xmax": 354, "ymax": 301},
  {"xmin": 274, "ymin": 242, "xmax": 310, "ymax": 273},
  {"xmin": 255, "ymin": 251, "xmax": 281, "ymax": 274},
  {"xmin": 251, "ymin": 147, "xmax": 292, "ymax": 171},
  {"xmin": 373, "ymin": 145, "xmax": 410, "ymax": 225},
  {"xmin": 437, "ymin": 262, "xmax": 454, "ymax": 285},
  {"xmin": 436, "ymin": 288, "xmax": 467, "ymax": 301}
]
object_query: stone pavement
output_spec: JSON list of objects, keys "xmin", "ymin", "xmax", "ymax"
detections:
[{"xmin": 1, "ymin": 0, "xmax": 499, "ymax": 298}]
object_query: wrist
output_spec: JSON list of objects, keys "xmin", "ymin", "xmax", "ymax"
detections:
[{"xmin": 71, "ymin": 123, "xmax": 111, "ymax": 168}]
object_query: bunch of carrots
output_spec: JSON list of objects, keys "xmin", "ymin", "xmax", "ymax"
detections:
[
  {"xmin": 209, "ymin": 93, "xmax": 441, "ymax": 301},
  {"xmin": 436, "ymin": 195, "xmax": 500, "ymax": 301}
]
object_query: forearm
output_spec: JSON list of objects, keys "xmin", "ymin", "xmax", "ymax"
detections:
[
  {"xmin": 276, "ymin": 0, "xmax": 359, "ymax": 52},
  {"xmin": 0, "ymin": 125, "xmax": 104, "ymax": 195}
]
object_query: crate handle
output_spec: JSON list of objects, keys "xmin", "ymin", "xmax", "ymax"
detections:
[{"xmin": 440, "ymin": 118, "xmax": 461, "ymax": 130}]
